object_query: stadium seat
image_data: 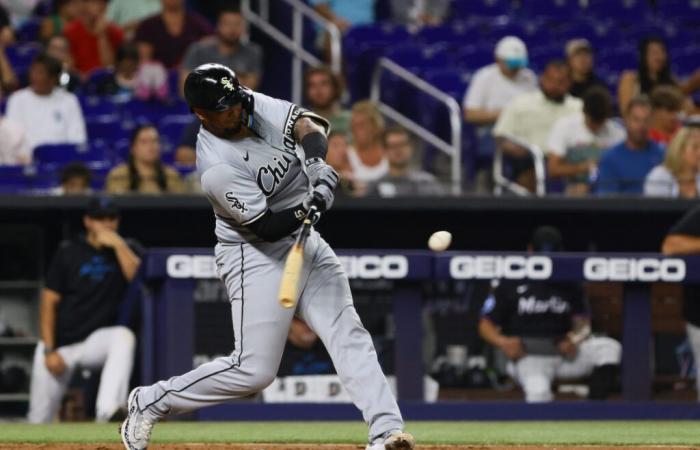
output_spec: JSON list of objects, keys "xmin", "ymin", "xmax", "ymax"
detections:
[
  {"xmin": 4, "ymin": 43, "xmax": 41, "ymax": 75},
  {"xmin": 32, "ymin": 144, "xmax": 102, "ymax": 166},
  {"xmin": 119, "ymin": 98, "xmax": 190, "ymax": 125},
  {"xmin": 16, "ymin": 18, "xmax": 42, "ymax": 43},
  {"xmin": 656, "ymin": 0, "xmax": 700, "ymax": 19},
  {"xmin": 451, "ymin": 0, "xmax": 513, "ymax": 19},
  {"xmin": 416, "ymin": 24, "xmax": 480, "ymax": 48},
  {"xmin": 0, "ymin": 166, "xmax": 34, "ymax": 194},
  {"xmin": 423, "ymin": 68, "xmax": 470, "ymax": 101},
  {"xmin": 79, "ymin": 95, "xmax": 119, "ymax": 116},
  {"xmin": 524, "ymin": 0, "xmax": 582, "ymax": 19},
  {"xmin": 158, "ymin": 115, "xmax": 193, "ymax": 147},
  {"xmin": 83, "ymin": 69, "xmax": 115, "ymax": 96},
  {"xmin": 585, "ymin": 0, "xmax": 649, "ymax": 20},
  {"xmin": 455, "ymin": 47, "xmax": 495, "ymax": 72},
  {"xmin": 86, "ymin": 114, "xmax": 127, "ymax": 143}
]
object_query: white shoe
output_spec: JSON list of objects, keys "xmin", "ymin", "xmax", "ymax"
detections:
[
  {"xmin": 120, "ymin": 388, "xmax": 155, "ymax": 450},
  {"xmin": 366, "ymin": 431, "xmax": 415, "ymax": 450}
]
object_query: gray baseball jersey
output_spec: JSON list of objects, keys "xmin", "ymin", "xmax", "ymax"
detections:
[
  {"xmin": 197, "ymin": 91, "xmax": 328, "ymax": 244},
  {"xmin": 135, "ymin": 90, "xmax": 404, "ymax": 444}
]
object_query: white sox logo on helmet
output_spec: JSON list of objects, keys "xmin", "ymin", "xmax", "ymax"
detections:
[{"xmin": 220, "ymin": 77, "xmax": 236, "ymax": 92}]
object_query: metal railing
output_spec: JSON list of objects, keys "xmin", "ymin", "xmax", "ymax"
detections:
[
  {"xmin": 370, "ymin": 57, "xmax": 462, "ymax": 195},
  {"xmin": 241, "ymin": 0, "xmax": 342, "ymax": 105},
  {"xmin": 493, "ymin": 132, "xmax": 546, "ymax": 196}
]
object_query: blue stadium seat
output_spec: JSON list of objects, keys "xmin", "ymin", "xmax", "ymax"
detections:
[
  {"xmin": 32, "ymin": 143, "xmax": 104, "ymax": 166},
  {"xmin": 416, "ymin": 24, "xmax": 480, "ymax": 47},
  {"xmin": 5, "ymin": 43, "xmax": 41, "ymax": 74},
  {"xmin": 423, "ymin": 68, "xmax": 470, "ymax": 101},
  {"xmin": 451, "ymin": 0, "xmax": 513, "ymax": 19},
  {"xmin": 0, "ymin": 166, "xmax": 34, "ymax": 194},
  {"xmin": 167, "ymin": 69, "xmax": 180, "ymax": 97},
  {"xmin": 120, "ymin": 98, "xmax": 189, "ymax": 124},
  {"xmin": 83, "ymin": 69, "xmax": 115, "ymax": 95},
  {"xmin": 79, "ymin": 95, "xmax": 119, "ymax": 116},
  {"xmin": 524, "ymin": 0, "xmax": 582, "ymax": 19},
  {"xmin": 16, "ymin": 18, "xmax": 42, "ymax": 43},
  {"xmin": 656, "ymin": 0, "xmax": 700, "ymax": 19},
  {"xmin": 585, "ymin": 0, "xmax": 649, "ymax": 20},
  {"xmin": 86, "ymin": 114, "xmax": 127, "ymax": 143},
  {"xmin": 158, "ymin": 115, "xmax": 193, "ymax": 147},
  {"xmin": 598, "ymin": 46, "xmax": 637, "ymax": 72},
  {"xmin": 455, "ymin": 47, "xmax": 495, "ymax": 72}
]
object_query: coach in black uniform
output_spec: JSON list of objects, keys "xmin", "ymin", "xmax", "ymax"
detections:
[
  {"xmin": 479, "ymin": 226, "xmax": 621, "ymax": 402},
  {"xmin": 28, "ymin": 196, "xmax": 142, "ymax": 423},
  {"xmin": 663, "ymin": 204, "xmax": 700, "ymax": 401}
]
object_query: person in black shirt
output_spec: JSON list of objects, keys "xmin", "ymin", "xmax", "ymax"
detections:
[
  {"xmin": 663, "ymin": 204, "xmax": 700, "ymax": 400},
  {"xmin": 28, "ymin": 196, "xmax": 142, "ymax": 423},
  {"xmin": 566, "ymin": 39, "xmax": 608, "ymax": 99},
  {"xmin": 479, "ymin": 226, "xmax": 621, "ymax": 402}
]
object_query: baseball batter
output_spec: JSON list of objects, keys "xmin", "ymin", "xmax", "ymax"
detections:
[{"xmin": 120, "ymin": 64, "xmax": 414, "ymax": 450}]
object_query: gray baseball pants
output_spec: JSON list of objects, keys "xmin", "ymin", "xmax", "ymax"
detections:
[{"xmin": 136, "ymin": 230, "xmax": 403, "ymax": 440}]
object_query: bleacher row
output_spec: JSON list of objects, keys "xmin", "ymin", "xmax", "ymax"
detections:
[{"xmin": 347, "ymin": 0, "xmax": 700, "ymax": 177}]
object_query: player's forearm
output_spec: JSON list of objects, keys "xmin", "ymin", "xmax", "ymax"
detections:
[
  {"xmin": 662, "ymin": 235, "xmax": 700, "ymax": 255},
  {"xmin": 478, "ymin": 318, "xmax": 507, "ymax": 349},
  {"xmin": 247, "ymin": 203, "xmax": 308, "ymax": 242},
  {"xmin": 295, "ymin": 118, "xmax": 328, "ymax": 161},
  {"xmin": 40, "ymin": 290, "xmax": 59, "ymax": 350},
  {"xmin": 113, "ymin": 240, "xmax": 141, "ymax": 281}
]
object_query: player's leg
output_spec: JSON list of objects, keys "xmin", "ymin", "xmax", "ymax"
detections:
[
  {"xmin": 296, "ymin": 232, "xmax": 404, "ymax": 442},
  {"xmin": 76, "ymin": 326, "xmax": 136, "ymax": 421},
  {"xmin": 27, "ymin": 341, "xmax": 79, "ymax": 423},
  {"xmin": 686, "ymin": 323, "xmax": 700, "ymax": 401},
  {"xmin": 556, "ymin": 337, "xmax": 621, "ymax": 399},
  {"xmin": 511, "ymin": 355, "xmax": 558, "ymax": 402},
  {"xmin": 135, "ymin": 241, "xmax": 297, "ymax": 420}
]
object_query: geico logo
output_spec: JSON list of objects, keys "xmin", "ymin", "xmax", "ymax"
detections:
[
  {"xmin": 339, "ymin": 255, "xmax": 409, "ymax": 279},
  {"xmin": 449, "ymin": 255, "xmax": 552, "ymax": 280},
  {"xmin": 167, "ymin": 255, "xmax": 217, "ymax": 279},
  {"xmin": 583, "ymin": 257, "xmax": 685, "ymax": 282}
]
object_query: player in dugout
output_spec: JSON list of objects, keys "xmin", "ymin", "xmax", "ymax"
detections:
[
  {"xmin": 28, "ymin": 196, "xmax": 142, "ymax": 423},
  {"xmin": 479, "ymin": 226, "xmax": 622, "ymax": 402}
]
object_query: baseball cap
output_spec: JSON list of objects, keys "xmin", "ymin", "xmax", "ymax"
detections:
[
  {"xmin": 530, "ymin": 226, "xmax": 563, "ymax": 252},
  {"xmin": 86, "ymin": 196, "xmax": 119, "ymax": 218},
  {"xmin": 495, "ymin": 36, "xmax": 529, "ymax": 69},
  {"xmin": 566, "ymin": 38, "xmax": 592, "ymax": 57}
]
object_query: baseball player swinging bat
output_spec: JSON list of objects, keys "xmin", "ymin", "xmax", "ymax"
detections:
[{"xmin": 279, "ymin": 204, "xmax": 319, "ymax": 308}]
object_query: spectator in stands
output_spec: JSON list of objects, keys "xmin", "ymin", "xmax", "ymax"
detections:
[
  {"xmin": 28, "ymin": 196, "xmax": 141, "ymax": 423},
  {"xmin": 0, "ymin": 42, "xmax": 17, "ymax": 98},
  {"xmin": 648, "ymin": 85, "xmax": 683, "ymax": 146},
  {"xmin": 45, "ymin": 35, "xmax": 81, "ymax": 93},
  {"xmin": 180, "ymin": 8, "xmax": 262, "ymax": 92},
  {"xmin": 39, "ymin": 0, "xmax": 79, "ymax": 41},
  {"xmin": 464, "ymin": 36, "xmax": 537, "ymax": 158},
  {"xmin": 304, "ymin": 66, "xmax": 350, "ymax": 135},
  {"xmin": 479, "ymin": 226, "xmax": 621, "ymax": 403},
  {"xmin": 347, "ymin": 100, "xmax": 388, "ymax": 195},
  {"xmin": 174, "ymin": 117, "xmax": 199, "ymax": 167},
  {"xmin": 94, "ymin": 43, "xmax": 137, "ymax": 97},
  {"xmin": 0, "ymin": 114, "xmax": 29, "ymax": 165},
  {"xmin": 52, "ymin": 162, "xmax": 93, "ymax": 195},
  {"xmin": 662, "ymin": 205, "xmax": 700, "ymax": 402},
  {"xmin": 493, "ymin": 60, "xmax": 582, "ymax": 192},
  {"xmin": 310, "ymin": 0, "xmax": 375, "ymax": 34},
  {"xmin": 547, "ymin": 87, "xmax": 625, "ymax": 196},
  {"xmin": 618, "ymin": 37, "xmax": 680, "ymax": 115},
  {"xmin": 105, "ymin": 124, "xmax": 185, "ymax": 194},
  {"xmin": 325, "ymin": 130, "xmax": 355, "ymax": 195},
  {"xmin": 0, "ymin": 3, "xmax": 12, "ymax": 45},
  {"xmin": 565, "ymin": 39, "xmax": 607, "ymax": 99},
  {"xmin": 6, "ymin": 53, "xmax": 86, "ymax": 151},
  {"xmin": 63, "ymin": 0, "xmax": 124, "ymax": 76},
  {"xmin": 389, "ymin": 0, "xmax": 450, "ymax": 28},
  {"xmin": 368, "ymin": 125, "xmax": 444, "ymax": 197},
  {"xmin": 597, "ymin": 96, "xmax": 663, "ymax": 195},
  {"xmin": 134, "ymin": 0, "xmax": 212, "ymax": 69},
  {"xmin": 645, "ymin": 127, "xmax": 700, "ymax": 198},
  {"xmin": 106, "ymin": 0, "xmax": 160, "ymax": 39}
]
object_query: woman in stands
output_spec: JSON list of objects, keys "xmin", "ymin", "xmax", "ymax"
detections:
[
  {"xmin": 39, "ymin": 0, "xmax": 79, "ymax": 41},
  {"xmin": 347, "ymin": 100, "xmax": 388, "ymax": 196},
  {"xmin": 644, "ymin": 126, "xmax": 700, "ymax": 198},
  {"xmin": 105, "ymin": 124, "xmax": 185, "ymax": 194}
]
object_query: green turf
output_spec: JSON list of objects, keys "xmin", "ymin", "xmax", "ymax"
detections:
[{"xmin": 1, "ymin": 421, "xmax": 700, "ymax": 445}]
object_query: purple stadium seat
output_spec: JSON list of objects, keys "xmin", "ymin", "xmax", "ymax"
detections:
[
  {"xmin": 416, "ymin": 24, "xmax": 480, "ymax": 47},
  {"xmin": 16, "ymin": 18, "xmax": 42, "ymax": 43},
  {"xmin": 524, "ymin": 0, "xmax": 582, "ymax": 19},
  {"xmin": 656, "ymin": 0, "xmax": 700, "ymax": 19},
  {"xmin": 455, "ymin": 47, "xmax": 495, "ymax": 72},
  {"xmin": 586, "ymin": 0, "xmax": 649, "ymax": 20},
  {"xmin": 83, "ymin": 69, "xmax": 115, "ymax": 95},
  {"xmin": 158, "ymin": 115, "xmax": 192, "ymax": 147},
  {"xmin": 32, "ymin": 143, "xmax": 106, "ymax": 167},
  {"xmin": 79, "ymin": 95, "xmax": 119, "ymax": 116},
  {"xmin": 0, "ymin": 166, "xmax": 34, "ymax": 193},
  {"xmin": 5, "ymin": 43, "xmax": 41, "ymax": 74},
  {"xmin": 423, "ymin": 68, "xmax": 470, "ymax": 101},
  {"xmin": 119, "ymin": 98, "xmax": 190, "ymax": 124}
]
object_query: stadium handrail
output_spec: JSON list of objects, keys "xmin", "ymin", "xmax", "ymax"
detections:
[
  {"xmin": 494, "ymin": 132, "xmax": 547, "ymax": 197},
  {"xmin": 241, "ymin": 0, "xmax": 342, "ymax": 104},
  {"xmin": 370, "ymin": 57, "xmax": 462, "ymax": 195}
]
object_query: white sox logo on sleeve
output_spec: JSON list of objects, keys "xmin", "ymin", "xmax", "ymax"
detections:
[{"xmin": 224, "ymin": 192, "xmax": 248, "ymax": 213}]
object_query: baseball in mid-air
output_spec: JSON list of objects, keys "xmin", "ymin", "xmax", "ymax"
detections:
[{"xmin": 428, "ymin": 230, "xmax": 452, "ymax": 252}]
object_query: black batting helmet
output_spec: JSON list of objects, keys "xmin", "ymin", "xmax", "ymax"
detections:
[{"xmin": 184, "ymin": 63, "xmax": 254, "ymax": 125}]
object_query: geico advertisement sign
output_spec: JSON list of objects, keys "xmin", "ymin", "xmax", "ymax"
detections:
[
  {"xmin": 450, "ymin": 255, "xmax": 552, "ymax": 280},
  {"xmin": 583, "ymin": 258, "xmax": 685, "ymax": 282},
  {"xmin": 338, "ymin": 255, "xmax": 409, "ymax": 279},
  {"xmin": 166, "ymin": 254, "xmax": 409, "ymax": 280},
  {"xmin": 167, "ymin": 255, "xmax": 216, "ymax": 279}
]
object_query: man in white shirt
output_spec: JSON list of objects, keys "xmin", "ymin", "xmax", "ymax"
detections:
[
  {"xmin": 547, "ymin": 86, "xmax": 625, "ymax": 196},
  {"xmin": 0, "ymin": 115, "xmax": 30, "ymax": 165},
  {"xmin": 6, "ymin": 53, "xmax": 86, "ymax": 152},
  {"xmin": 463, "ymin": 36, "xmax": 537, "ymax": 159},
  {"xmin": 493, "ymin": 60, "xmax": 583, "ymax": 192}
]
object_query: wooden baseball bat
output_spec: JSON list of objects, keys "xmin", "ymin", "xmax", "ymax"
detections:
[{"xmin": 278, "ymin": 205, "xmax": 318, "ymax": 308}]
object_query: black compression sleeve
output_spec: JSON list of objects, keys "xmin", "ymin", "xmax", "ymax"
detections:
[
  {"xmin": 246, "ymin": 202, "xmax": 308, "ymax": 242},
  {"xmin": 301, "ymin": 131, "xmax": 328, "ymax": 160}
]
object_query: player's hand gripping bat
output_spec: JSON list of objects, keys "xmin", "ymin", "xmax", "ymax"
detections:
[{"xmin": 278, "ymin": 204, "xmax": 319, "ymax": 309}]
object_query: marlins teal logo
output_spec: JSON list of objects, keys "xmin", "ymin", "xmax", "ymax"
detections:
[{"xmin": 220, "ymin": 77, "xmax": 236, "ymax": 91}]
